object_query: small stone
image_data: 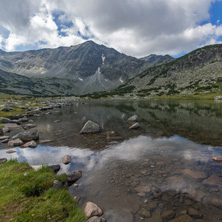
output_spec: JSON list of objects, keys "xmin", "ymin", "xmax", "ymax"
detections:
[
  {"xmin": 179, "ymin": 210, "xmax": 187, "ymax": 215},
  {"xmin": 24, "ymin": 172, "xmax": 29, "ymax": 176},
  {"xmin": 67, "ymin": 171, "xmax": 82, "ymax": 186},
  {"xmin": 6, "ymin": 150, "xmax": 16, "ymax": 154},
  {"xmin": 23, "ymin": 124, "xmax": 37, "ymax": 130},
  {"xmin": 87, "ymin": 216, "xmax": 107, "ymax": 222},
  {"xmin": 0, "ymin": 136, "xmax": 9, "ymax": 140},
  {"xmin": 74, "ymin": 196, "xmax": 81, "ymax": 204},
  {"xmin": 21, "ymin": 140, "xmax": 37, "ymax": 148},
  {"xmin": 84, "ymin": 201, "xmax": 103, "ymax": 218},
  {"xmin": 48, "ymin": 165, "xmax": 60, "ymax": 173},
  {"xmin": 80, "ymin": 120, "xmax": 100, "ymax": 134},
  {"xmin": 73, "ymin": 184, "xmax": 79, "ymax": 188},
  {"xmin": 212, "ymin": 157, "xmax": 222, "ymax": 162},
  {"xmin": 53, "ymin": 180, "xmax": 63, "ymax": 189},
  {"xmin": 54, "ymin": 119, "xmax": 60, "ymax": 122},
  {"xmin": 127, "ymin": 115, "xmax": 138, "ymax": 122},
  {"xmin": 129, "ymin": 122, "xmax": 140, "ymax": 129},
  {"xmin": 0, "ymin": 158, "xmax": 7, "ymax": 164},
  {"xmin": 3, "ymin": 127, "xmax": 10, "ymax": 133},
  {"xmin": 2, "ymin": 139, "xmax": 9, "ymax": 143},
  {"xmin": 135, "ymin": 185, "xmax": 151, "ymax": 193},
  {"xmin": 62, "ymin": 155, "xmax": 72, "ymax": 164},
  {"xmin": 8, "ymin": 138, "xmax": 24, "ymax": 147},
  {"xmin": 161, "ymin": 210, "xmax": 176, "ymax": 220},
  {"xmin": 188, "ymin": 208, "xmax": 203, "ymax": 219},
  {"xmin": 0, "ymin": 128, "xmax": 3, "ymax": 136}
]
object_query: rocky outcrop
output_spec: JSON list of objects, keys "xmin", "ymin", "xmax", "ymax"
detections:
[{"xmin": 80, "ymin": 121, "xmax": 100, "ymax": 134}]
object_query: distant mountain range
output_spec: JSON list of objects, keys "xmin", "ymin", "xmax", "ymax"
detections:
[
  {"xmin": 0, "ymin": 41, "xmax": 173, "ymax": 95},
  {"xmin": 1, "ymin": 41, "xmax": 222, "ymax": 97}
]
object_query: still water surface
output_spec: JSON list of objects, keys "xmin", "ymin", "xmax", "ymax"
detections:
[{"xmin": 2, "ymin": 100, "xmax": 222, "ymax": 221}]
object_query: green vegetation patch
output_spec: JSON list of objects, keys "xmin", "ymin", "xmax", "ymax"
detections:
[{"xmin": 0, "ymin": 160, "xmax": 85, "ymax": 222}]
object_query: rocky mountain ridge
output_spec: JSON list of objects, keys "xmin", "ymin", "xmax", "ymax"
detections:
[
  {"xmin": 0, "ymin": 41, "xmax": 172, "ymax": 95},
  {"xmin": 116, "ymin": 44, "xmax": 222, "ymax": 97}
]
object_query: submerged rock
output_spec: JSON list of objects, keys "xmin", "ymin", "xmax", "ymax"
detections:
[
  {"xmin": 84, "ymin": 201, "xmax": 103, "ymax": 218},
  {"xmin": 188, "ymin": 208, "xmax": 203, "ymax": 219},
  {"xmin": 80, "ymin": 120, "xmax": 100, "ymax": 134},
  {"xmin": 181, "ymin": 169, "xmax": 207, "ymax": 179},
  {"xmin": 161, "ymin": 210, "xmax": 176, "ymax": 220},
  {"xmin": 12, "ymin": 131, "xmax": 39, "ymax": 142},
  {"xmin": 203, "ymin": 175, "xmax": 222, "ymax": 186},
  {"xmin": 8, "ymin": 138, "xmax": 24, "ymax": 147},
  {"xmin": 168, "ymin": 215, "xmax": 193, "ymax": 222},
  {"xmin": 127, "ymin": 115, "xmax": 138, "ymax": 122},
  {"xmin": 0, "ymin": 158, "xmax": 7, "ymax": 164},
  {"xmin": 129, "ymin": 122, "xmax": 140, "ymax": 129},
  {"xmin": 62, "ymin": 155, "xmax": 72, "ymax": 164}
]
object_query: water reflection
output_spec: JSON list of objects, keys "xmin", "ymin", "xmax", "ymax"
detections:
[
  {"xmin": 2, "ymin": 100, "xmax": 222, "ymax": 221},
  {"xmin": 1, "ymin": 135, "xmax": 222, "ymax": 221}
]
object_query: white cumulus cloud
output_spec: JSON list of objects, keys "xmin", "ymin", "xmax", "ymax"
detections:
[{"xmin": 0, "ymin": 0, "xmax": 221, "ymax": 57}]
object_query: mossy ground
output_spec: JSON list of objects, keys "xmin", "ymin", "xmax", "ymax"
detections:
[{"xmin": 0, "ymin": 160, "xmax": 85, "ymax": 222}]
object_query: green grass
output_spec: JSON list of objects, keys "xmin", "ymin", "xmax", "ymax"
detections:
[{"xmin": 0, "ymin": 160, "xmax": 86, "ymax": 222}]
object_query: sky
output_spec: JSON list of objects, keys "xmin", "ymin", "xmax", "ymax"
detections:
[{"xmin": 0, "ymin": 0, "xmax": 222, "ymax": 58}]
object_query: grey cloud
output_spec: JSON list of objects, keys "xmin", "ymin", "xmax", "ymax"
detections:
[{"xmin": 0, "ymin": 0, "xmax": 40, "ymax": 32}]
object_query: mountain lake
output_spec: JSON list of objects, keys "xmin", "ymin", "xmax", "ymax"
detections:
[{"xmin": 1, "ymin": 99, "xmax": 222, "ymax": 222}]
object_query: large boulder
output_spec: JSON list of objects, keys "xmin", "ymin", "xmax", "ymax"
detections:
[
  {"xmin": 84, "ymin": 202, "xmax": 103, "ymax": 218},
  {"xmin": 80, "ymin": 120, "xmax": 100, "ymax": 134},
  {"xmin": 12, "ymin": 131, "xmax": 39, "ymax": 142}
]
